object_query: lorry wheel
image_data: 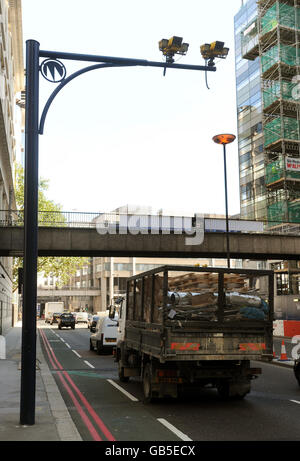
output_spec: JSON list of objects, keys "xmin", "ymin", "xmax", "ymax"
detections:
[
  {"xmin": 143, "ymin": 363, "xmax": 154, "ymax": 403},
  {"xmin": 217, "ymin": 381, "xmax": 248, "ymax": 400},
  {"xmin": 217, "ymin": 381, "xmax": 230, "ymax": 399},
  {"xmin": 118, "ymin": 362, "xmax": 129, "ymax": 383}
]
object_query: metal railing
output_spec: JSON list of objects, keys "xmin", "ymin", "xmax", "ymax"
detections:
[
  {"xmin": 0, "ymin": 210, "xmax": 99, "ymax": 228},
  {"xmin": 1, "ymin": 210, "xmax": 300, "ymax": 236},
  {"xmin": 37, "ymin": 285, "xmax": 100, "ymax": 291}
]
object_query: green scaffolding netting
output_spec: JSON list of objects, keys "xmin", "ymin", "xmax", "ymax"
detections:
[
  {"xmin": 288, "ymin": 202, "xmax": 300, "ymax": 222},
  {"xmin": 263, "ymin": 80, "xmax": 298, "ymax": 107},
  {"xmin": 268, "ymin": 200, "xmax": 287, "ymax": 222},
  {"xmin": 266, "ymin": 158, "xmax": 300, "ymax": 185},
  {"xmin": 267, "ymin": 200, "xmax": 300, "ymax": 223},
  {"xmin": 262, "ymin": 44, "xmax": 299, "ymax": 74},
  {"xmin": 266, "ymin": 159, "xmax": 284, "ymax": 184},
  {"xmin": 264, "ymin": 116, "xmax": 299, "ymax": 147},
  {"xmin": 261, "ymin": 2, "xmax": 300, "ymax": 35}
]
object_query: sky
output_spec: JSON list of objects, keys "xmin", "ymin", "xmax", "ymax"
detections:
[{"xmin": 22, "ymin": 0, "xmax": 243, "ymax": 216}]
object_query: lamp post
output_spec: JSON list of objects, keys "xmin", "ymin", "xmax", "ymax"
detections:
[
  {"xmin": 212, "ymin": 134, "xmax": 236, "ymax": 269},
  {"xmin": 21, "ymin": 39, "xmax": 222, "ymax": 426}
]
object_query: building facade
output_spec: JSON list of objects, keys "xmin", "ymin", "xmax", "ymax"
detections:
[
  {"xmin": 235, "ymin": 0, "xmax": 300, "ymax": 221},
  {"xmin": 235, "ymin": 0, "xmax": 266, "ymax": 220},
  {"xmin": 235, "ymin": 0, "xmax": 300, "ymax": 319},
  {"xmin": 93, "ymin": 255, "xmax": 244, "ymax": 312},
  {"xmin": 0, "ymin": 0, "xmax": 24, "ymax": 334}
]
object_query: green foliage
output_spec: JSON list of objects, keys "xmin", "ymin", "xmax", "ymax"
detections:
[{"xmin": 13, "ymin": 163, "xmax": 88, "ymax": 291}]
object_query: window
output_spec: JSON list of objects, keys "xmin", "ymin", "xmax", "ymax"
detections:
[{"xmin": 275, "ymin": 273, "xmax": 300, "ymax": 296}]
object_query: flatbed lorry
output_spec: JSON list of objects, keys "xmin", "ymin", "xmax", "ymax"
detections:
[{"xmin": 115, "ymin": 265, "xmax": 274, "ymax": 402}]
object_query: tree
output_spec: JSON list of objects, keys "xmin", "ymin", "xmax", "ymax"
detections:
[{"xmin": 13, "ymin": 163, "xmax": 88, "ymax": 291}]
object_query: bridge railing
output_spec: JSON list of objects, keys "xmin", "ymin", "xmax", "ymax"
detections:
[
  {"xmin": 1, "ymin": 210, "xmax": 300, "ymax": 235},
  {"xmin": 37, "ymin": 285, "xmax": 100, "ymax": 291},
  {"xmin": 0, "ymin": 210, "xmax": 100, "ymax": 228}
]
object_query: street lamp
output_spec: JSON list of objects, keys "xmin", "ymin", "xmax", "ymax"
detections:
[
  {"xmin": 212, "ymin": 133, "xmax": 236, "ymax": 269},
  {"xmin": 21, "ymin": 38, "xmax": 222, "ymax": 426}
]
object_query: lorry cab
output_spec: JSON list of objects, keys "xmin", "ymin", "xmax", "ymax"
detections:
[{"xmin": 89, "ymin": 314, "xmax": 119, "ymax": 354}]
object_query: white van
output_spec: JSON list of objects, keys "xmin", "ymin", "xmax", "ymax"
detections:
[
  {"xmin": 89, "ymin": 314, "xmax": 118, "ymax": 354},
  {"xmin": 75, "ymin": 312, "xmax": 89, "ymax": 324}
]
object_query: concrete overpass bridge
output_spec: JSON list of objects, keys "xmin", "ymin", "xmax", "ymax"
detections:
[{"xmin": 1, "ymin": 225, "xmax": 300, "ymax": 261}]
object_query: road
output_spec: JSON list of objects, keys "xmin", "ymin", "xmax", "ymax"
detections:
[{"xmin": 38, "ymin": 322, "xmax": 300, "ymax": 442}]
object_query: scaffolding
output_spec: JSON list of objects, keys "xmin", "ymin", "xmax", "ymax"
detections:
[{"xmin": 241, "ymin": 0, "xmax": 300, "ymax": 224}]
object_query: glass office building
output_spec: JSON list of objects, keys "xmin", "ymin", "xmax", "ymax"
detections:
[
  {"xmin": 235, "ymin": 0, "xmax": 266, "ymax": 220},
  {"xmin": 234, "ymin": 0, "xmax": 300, "ymax": 223},
  {"xmin": 235, "ymin": 0, "xmax": 300, "ymax": 320}
]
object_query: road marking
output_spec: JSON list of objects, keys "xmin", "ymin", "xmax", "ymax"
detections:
[
  {"xmin": 84, "ymin": 360, "xmax": 95, "ymax": 369},
  {"xmin": 39, "ymin": 328, "xmax": 115, "ymax": 441},
  {"xmin": 65, "ymin": 343, "xmax": 71, "ymax": 348},
  {"xmin": 106, "ymin": 379, "xmax": 139, "ymax": 402},
  {"xmin": 290, "ymin": 400, "xmax": 300, "ymax": 405},
  {"xmin": 72, "ymin": 350, "xmax": 82, "ymax": 358},
  {"xmin": 157, "ymin": 418, "xmax": 192, "ymax": 442}
]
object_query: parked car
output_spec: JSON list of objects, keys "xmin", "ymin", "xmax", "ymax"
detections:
[
  {"xmin": 49, "ymin": 312, "xmax": 62, "ymax": 325},
  {"xmin": 89, "ymin": 315, "xmax": 118, "ymax": 354},
  {"xmin": 58, "ymin": 313, "xmax": 76, "ymax": 330},
  {"xmin": 89, "ymin": 315, "xmax": 99, "ymax": 332}
]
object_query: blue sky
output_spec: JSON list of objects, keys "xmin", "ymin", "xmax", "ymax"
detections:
[{"xmin": 22, "ymin": 0, "xmax": 242, "ymax": 216}]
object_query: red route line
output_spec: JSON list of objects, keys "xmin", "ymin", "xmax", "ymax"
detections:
[
  {"xmin": 56, "ymin": 370, "xmax": 102, "ymax": 441},
  {"xmin": 39, "ymin": 327, "xmax": 115, "ymax": 442},
  {"xmin": 39, "ymin": 328, "xmax": 101, "ymax": 441}
]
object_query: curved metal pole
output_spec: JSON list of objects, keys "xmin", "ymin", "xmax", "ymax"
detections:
[{"xmin": 39, "ymin": 62, "xmax": 135, "ymax": 134}]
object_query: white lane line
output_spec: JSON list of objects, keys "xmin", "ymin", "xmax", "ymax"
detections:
[
  {"xmin": 290, "ymin": 400, "xmax": 300, "ymax": 405},
  {"xmin": 65, "ymin": 343, "xmax": 71, "ymax": 349},
  {"xmin": 157, "ymin": 418, "xmax": 192, "ymax": 442},
  {"xmin": 72, "ymin": 350, "xmax": 82, "ymax": 358},
  {"xmin": 106, "ymin": 379, "xmax": 139, "ymax": 402},
  {"xmin": 84, "ymin": 360, "xmax": 95, "ymax": 369}
]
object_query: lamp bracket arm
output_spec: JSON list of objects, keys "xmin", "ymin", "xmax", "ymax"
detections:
[{"xmin": 38, "ymin": 62, "xmax": 133, "ymax": 135}]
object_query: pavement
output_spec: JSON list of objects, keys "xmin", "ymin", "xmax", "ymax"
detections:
[
  {"xmin": 0, "ymin": 322, "xmax": 82, "ymax": 441},
  {"xmin": 0, "ymin": 323, "xmax": 296, "ymax": 442}
]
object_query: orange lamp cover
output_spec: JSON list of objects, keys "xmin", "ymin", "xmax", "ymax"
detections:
[{"xmin": 213, "ymin": 134, "xmax": 236, "ymax": 145}]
